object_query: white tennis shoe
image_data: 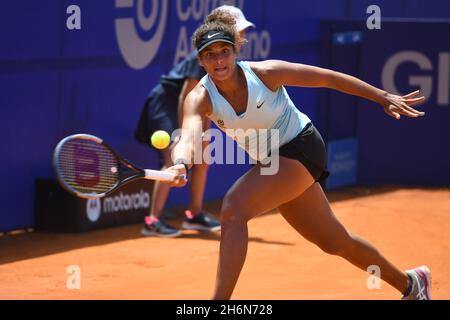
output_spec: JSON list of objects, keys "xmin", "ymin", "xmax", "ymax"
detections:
[{"xmin": 401, "ymin": 266, "xmax": 432, "ymax": 300}]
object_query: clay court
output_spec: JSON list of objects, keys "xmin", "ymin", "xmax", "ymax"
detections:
[{"xmin": 1, "ymin": 186, "xmax": 449, "ymax": 300}]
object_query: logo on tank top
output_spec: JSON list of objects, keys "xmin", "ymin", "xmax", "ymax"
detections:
[
  {"xmin": 115, "ymin": 0, "xmax": 169, "ymax": 70},
  {"xmin": 257, "ymin": 101, "xmax": 265, "ymax": 109},
  {"xmin": 217, "ymin": 119, "xmax": 225, "ymax": 128}
]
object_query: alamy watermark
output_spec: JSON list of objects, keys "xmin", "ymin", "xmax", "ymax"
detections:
[
  {"xmin": 66, "ymin": 5, "xmax": 81, "ymax": 30},
  {"xmin": 66, "ymin": 265, "xmax": 81, "ymax": 290},
  {"xmin": 366, "ymin": 265, "xmax": 381, "ymax": 290},
  {"xmin": 367, "ymin": 5, "xmax": 381, "ymax": 30},
  {"xmin": 170, "ymin": 128, "xmax": 280, "ymax": 175}
]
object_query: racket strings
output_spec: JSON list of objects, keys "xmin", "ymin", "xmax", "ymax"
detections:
[{"xmin": 56, "ymin": 139, "xmax": 119, "ymax": 194}]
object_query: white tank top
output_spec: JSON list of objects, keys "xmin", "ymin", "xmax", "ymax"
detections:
[{"xmin": 200, "ymin": 61, "xmax": 311, "ymax": 161}]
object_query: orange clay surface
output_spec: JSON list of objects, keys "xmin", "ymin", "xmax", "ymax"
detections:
[{"xmin": 1, "ymin": 186, "xmax": 449, "ymax": 300}]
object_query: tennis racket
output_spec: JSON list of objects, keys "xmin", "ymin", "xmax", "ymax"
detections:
[{"xmin": 53, "ymin": 134, "xmax": 184, "ymax": 199}]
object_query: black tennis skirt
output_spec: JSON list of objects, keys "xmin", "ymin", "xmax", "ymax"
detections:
[{"xmin": 278, "ymin": 122, "xmax": 330, "ymax": 182}]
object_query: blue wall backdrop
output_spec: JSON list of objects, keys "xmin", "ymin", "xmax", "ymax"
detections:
[
  {"xmin": 1, "ymin": 0, "xmax": 450, "ymax": 231},
  {"xmin": 319, "ymin": 19, "xmax": 450, "ymax": 187}
]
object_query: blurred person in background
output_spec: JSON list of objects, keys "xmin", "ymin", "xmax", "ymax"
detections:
[{"xmin": 134, "ymin": 5, "xmax": 255, "ymax": 237}]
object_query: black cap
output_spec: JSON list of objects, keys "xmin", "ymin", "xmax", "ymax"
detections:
[{"xmin": 196, "ymin": 30, "xmax": 235, "ymax": 54}]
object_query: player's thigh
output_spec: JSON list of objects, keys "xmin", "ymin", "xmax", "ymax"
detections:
[
  {"xmin": 278, "ymin": 183, "xmax": 350, "ymax": 246},
  {"xmin": 221, "ymin": 157, "xmax": 315, "ymax": 222}
]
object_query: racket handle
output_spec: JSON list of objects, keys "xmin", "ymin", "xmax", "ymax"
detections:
[{"xmin": 144, "ymin": 169, "xmax": 182, "ymax": 182}]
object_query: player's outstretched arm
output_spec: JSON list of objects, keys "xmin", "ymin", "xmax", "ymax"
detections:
[
  {"xmin": 251, "ymin": 60, "xmax": 426, "ymax": 120},
  {"xmin": 166, "ymin": 85, "xmax": 211, "ymax": 187}
]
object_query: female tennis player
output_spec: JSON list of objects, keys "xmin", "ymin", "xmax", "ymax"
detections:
[{"xmin": 166, "ymin": 11, "xmax": 431, "ymax": 300}]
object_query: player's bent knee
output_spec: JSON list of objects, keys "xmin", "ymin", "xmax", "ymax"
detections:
[{"xmin": 220, "ymin": 199, "xmax": 247, "ymax": 227}]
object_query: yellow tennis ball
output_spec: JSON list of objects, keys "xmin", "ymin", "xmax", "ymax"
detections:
[{"xmin": 151, "ymin": 130, "xmax": 171, "ymax": 149}]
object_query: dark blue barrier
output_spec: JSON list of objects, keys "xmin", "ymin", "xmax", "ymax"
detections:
[
  {"xmin": 2, "ymin": 1, "xmax": 450, "ymax": 231},
  {"xmin": 320, "ymin": 19, "xmax": 450, "ymax": 187},
  {"xmin": 358, "ymin": 21, "xmax": 450, "ymax": 186}
]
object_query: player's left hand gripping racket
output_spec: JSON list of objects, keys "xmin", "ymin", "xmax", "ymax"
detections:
[{"xmin": 53, "ymin": 134, "xmax": 184, "ymax": 199}]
